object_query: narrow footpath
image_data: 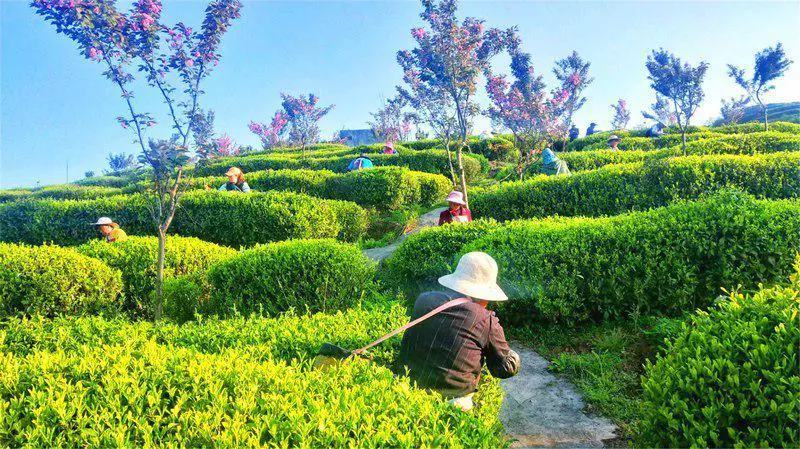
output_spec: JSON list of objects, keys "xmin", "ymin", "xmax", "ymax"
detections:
[{"xmin": 363, "ymin": 207, "xmax": 619, "ymax": 447}]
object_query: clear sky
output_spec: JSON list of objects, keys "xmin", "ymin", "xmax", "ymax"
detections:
[{"xmin": 2, "ymin": 0, "xmax": 799, "ymax": 188}]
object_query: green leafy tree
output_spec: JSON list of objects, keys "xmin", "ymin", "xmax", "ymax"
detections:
[
  {"xmin": 719, "ymin": 96, "xmax": 750, "ymax": 125},
  {"xmin": 645, "ymin": 49, "xmax": 709, "ymax": 153},
  {"xmin": 728, "ymin": 43, "xmax": 793, "ymax": 130}
]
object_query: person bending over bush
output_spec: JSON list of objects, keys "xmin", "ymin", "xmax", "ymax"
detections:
[
  {"xmin": 438, "ymin": 191, "xmax": 472, "ymax": 225},
  {"xmin": 540, "ymin": 148, "xmax": 571, "ymax": 176},
  {"xmin": 399, "ymin": 252, "xmax": 520, "ymax": 411},
  {"xmin": 91, "ymin": 216, "xmax": 127, "ymax": 243},
  {"xmin": 607, "ymin": 134, "xmax": 621, "ymax": 150},
  {"xmin": 206, "ymin": 166, "xmax": 251, "ymax": 193},
  {"xmin": 347, "ymin": 150, "xmax": 374, "ymax": 171},
  {"xmin": 383, "ymin": 141, "xmax": 398, "ymax": 155}
]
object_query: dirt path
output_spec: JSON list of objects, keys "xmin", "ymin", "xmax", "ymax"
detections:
[{"xmin": 363, "ymin": 209, "xmax": 618, "ymax": 447}]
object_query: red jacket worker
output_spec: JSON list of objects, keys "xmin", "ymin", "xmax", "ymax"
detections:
[{"xmin": 438, "ymin": 191, "xmax": 472, "ymax": 225}]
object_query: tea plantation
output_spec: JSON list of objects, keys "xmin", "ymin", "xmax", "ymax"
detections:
[{"xmin": 1, "ymin": 123, "xmax": 799, "ymax": 447}]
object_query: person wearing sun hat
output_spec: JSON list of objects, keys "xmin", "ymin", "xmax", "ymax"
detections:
[
  {"xmin": 91, "ymin": 217, "xmax": 127, "ymax": 243},
  {"xmin": 607, "ymin": 134, "xmax": 622, "ymax": 150},
  {"xmin": 399, "ymin": 252, "xmax": 520, "ymax": 411},
  {"xmin": 382, "ymin": 141, "xmax": 398, "ymax": 155},
  {"xmin": 205, "ymin": 166, "xmax": 251, "ymax": 193},
  {"xmin": 438, "ymin": 190, "xmax": 472, "ymax": 225}
]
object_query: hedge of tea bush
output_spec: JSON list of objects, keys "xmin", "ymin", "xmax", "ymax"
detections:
[
  {"xmin": 638, "ymin": 283, "xmax": 799, "ymax": 447},
  {"xmin": 714, "ymin": 120, "xmax": 800, "ymax": 134},
  {"xmin": 0, "ymin": 243, "xmax": 122, "ymax": 318},
  {"xmin": 0, "ymin": 342, "xmax": 506, "ymax": 448},
  {"xmin": 185, "ymin": 168, "xmax": 336, "ymax": 196},
  {"xmin": 0, "ymin": 189, "xmax": 30, "ymax": 203},
  {"xmin": 325, "ymin": 167, "xmax": 452, "ymax": 209},
  {"xmin": 75, "ymin": 236, "xmax": 236, "ymax": 318},
  {"xmin": 472, "ymin": 152, "xmax": 800, "ymax": 222},
  {"xmin": 193, "ymin": 149, "xmax": 487, "ymax": 181},
  {"xmin": 206, "ymin": 239, "xmax": 376, "ymax": 317},
  {"xmin": 0, "ymin": 190, "xmax": 367, "ymax": 246},
  {"xmin": 188, "ymin": 167, "xmax": 452, "ymax": 209},
  {"xmin": 401, "ymin": 136, "xmax": 516, "ymax": 162},
  {"xmin": 74, "ymin": 174, "xmax": 134, "ymax": 188},
  {"xmin": 386, "ymin": 192, "xmax": 800, "ymax": 323}
]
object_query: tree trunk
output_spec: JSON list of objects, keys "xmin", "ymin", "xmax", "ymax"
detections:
[
  {"xmin": 763, "ymin": 105, "xmax": 769, "ymax": 131},
  {"xmin": 154, "ymin": 228, "xmax": 166, "ymax": 321},
  {"xmin": 444, "ymin": 139, "xmax": 458, "ymax": 187},
  {"xmin": 456, "ymin": 142, "xmax": 469, "ymax": 207}
]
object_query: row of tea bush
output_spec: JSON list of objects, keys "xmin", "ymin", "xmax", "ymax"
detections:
[
  {"xmin": 0, "ymin": 237, "xmax": 376, "ymax": 321},
  {"xmin": 566, "ymin": 121, "xmax": 800, "ymax": 151},
  {"xmin": 474, "ymin": 152, "xmax": 800, "ymax": 221},
  {"xmin": 193, "ymin": 148, "xmax": 488, "ymax": 182},
  {"xmin": 385, "ymin": 192, "xmax": 800, "ymax": 324},
  {"xmin": 0, "ymin": 190, "xmax": 367, "ymax": 247},
  {"xmin": 0, "ymin": 306, "xmax": 506, "ymax": 447},
  {"xmin": 564, "ymin": 130, "xmax": 800, "ymax": 154}
]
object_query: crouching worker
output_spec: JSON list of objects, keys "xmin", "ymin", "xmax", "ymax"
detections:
[
  {"xmin": 347, "ymin": 150, "xmax": 374, "ymax": 171},
  {"xmin": 438, "ymin": 191, "xmax": 472, "ymax": 225},
  {"xmin": 399, "ymin": 252, "xmax": 520, "ymax": 411},
  {"xmin": 540, "ymin": 148, "xmax": 571, "ymax": 176},
  {"xmin": 91, "ymin": 217, "xmax": 127, "ymax": 243},
  {"xmin": 206, "ymin": 166, "xmax": 251, "ymax": 193}
]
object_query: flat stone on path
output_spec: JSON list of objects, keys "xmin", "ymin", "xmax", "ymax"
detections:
[
  {"xmin": 363, "ymin": 207, "xmax": 445, "ymax": 262},
  {"xmin": 500, "ymin": 343, "xmax": 618, "ymax": 448}
]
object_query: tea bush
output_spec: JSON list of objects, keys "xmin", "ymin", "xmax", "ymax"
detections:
[
  {"xmin": 0, "ymin": 189, "xmax": 30, "ymax": 203},
  {"xmin": 472, "ymin": 153, "xmax": 800, "ymax": 222},
  {"xmin": 76, "ymin": 236, "xmax": 236, "ymax": 317},
  {"xmin": 0, "ymin": 243, "xmax": 122, "ymax": 318},
  {"xmin": 638, "ymin": 284, "xmax": 800, "ymax": 447},
  {"xmin": 467, "ymin": 136, "xmax": 517, "ymax": 162},
  {"xmin": 326, "ymin": 167, "xmax": 451, "ymax": 209},
  {"xmin": 206, "ymin": 239, "xmax": 375, "ymax": 317},
  {"xmin": 0, "ymin": 342, "xmax": 506, "ymax": 448},
  {"xmin": 714, "ymin": 120, "xmax": 800, "ymax": 134},
  {"xmin": 0, "ymin": 191, "xmax": 367, "ymax": 246},
  {"xmin": 387, "ymin": 193, "xmax": 800, "ymax": 323},
  {"xmin": 74, "ymin": 174, "xmax": 133, "ymax": 188},
  {"xmin": 185, "ymin": 168, "xmax": 336, "ymax": 196},
  {"xmin": 193, "ymin": 149, "xmax": 486, "ymax": 181}
]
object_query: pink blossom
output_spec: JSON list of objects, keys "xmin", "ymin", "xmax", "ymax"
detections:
[
  {"xmin": 184, "ymin": 59, "xmax": 194, "ymax": 67},
  {"xmin": 411, "ymin": 28, "xmax": 426, "ymax": 40},
  {"xmin": 568, "ymin": 72, "xmax": 581, "ymax": 88},
  {"xmin": 140, "ymin": 13, "xmax": 154, "ymax": 29},
  {"xmin": 88, "ymin": 47, "xmax": 102, "ymax": 61}
]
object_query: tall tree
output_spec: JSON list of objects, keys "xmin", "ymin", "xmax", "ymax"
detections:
[
  {"xmin": 553, "ymin": 51, "xmax": 593, "ymax": 144},
  {"xmin": 280, "ymin": 93, "xmax": 334, "ymax": 152},
  {"xmin": 106, "ymin": 152, "xmax": 138, "ymax": 175},
  {"xmin": 610, "ymin": 99, "xmax": 631, "ymax": 130},
  {"xmin": 727, "ymin": 43, "xmax": 793, "ymax": 131},
  {"xmin": 485, "ymin": 36, "xmax": 569, "ymax": 180},
  {"xmin": 32, "ymin": 0, "xmax": 242, "ymax": 320},
  {"xmin": 645, "ymin": 49, "xmax": 709, "ymax": 154},
  {"xmin": 397, "ymin": 0, "xmax": 513, "ymax": 204}
]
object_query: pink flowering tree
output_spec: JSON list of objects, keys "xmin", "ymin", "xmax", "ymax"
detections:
[
  {"xmin": 397, "ymin": 0, "xmax": 513, "ymax": 204},
  {"xmin": 642, "ymin": 94, "xmax": 678, "ymax": 128},
  {"xmin": 552, "ymin": 51, "xmax": 593, "ymax": 146},
  {"xmin": 280, "ymin": 93, "xmax": 334, "ymax": 152},
  {"xmin": 368, "ymin": 96, "xmax": 416, "ymax": 143},
  {"xmin": 485, "ymin": 37, "xmax": 569, "ymax": 180},
  {"xmin": 31, "ymin": 0, "xmax": 242, "ymax": 320},
  {"xmin": 248, "ymin": 111, "xmax": 289, "ymax": 150},
  {"xmin": 610, "ymin": 99, "xmax": 631, "ymax": 130}
]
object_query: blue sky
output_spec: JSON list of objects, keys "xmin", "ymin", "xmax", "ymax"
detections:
[{"xmin": 2, "ymin": 0, "xmax": 799, "ymax": 188}]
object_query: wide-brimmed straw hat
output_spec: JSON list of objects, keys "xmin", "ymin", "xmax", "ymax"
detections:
[
  {"xmin": 225, "ymin": 166, "xmax": 243, "ymax": 177},
  {"xmin": 607, "ymin": 135, "xmax": 621, "ymax": 142},
  {"xmin": 90, "ymin": 217, "xmax": 116, "ymax": 227},
  {"xmin": 445, "ymin": 190, "xmax": 467, "ymax": 205},
  {"xmin": 438, "ymin": 252, "xmax": 508, "ymax": 302}
]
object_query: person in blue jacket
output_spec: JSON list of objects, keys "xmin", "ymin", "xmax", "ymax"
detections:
[{"xmin": 347, "ymin": 150, "xmax": 374, "ymax": 171}]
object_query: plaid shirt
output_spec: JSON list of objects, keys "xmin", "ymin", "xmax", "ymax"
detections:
[{"xmin": 399, "ymin": 289, "xmax": 520, "ymax": 398}]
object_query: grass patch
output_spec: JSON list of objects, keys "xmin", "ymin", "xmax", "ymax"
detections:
[{"xmin": 508, "ymin": 316, "xmax": 687, "ymax": 440}]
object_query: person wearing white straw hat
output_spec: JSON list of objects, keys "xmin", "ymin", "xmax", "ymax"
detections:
[
  {"xmin": 607, "ymin": 135, "xmax": 622, "ymax": 151},
  {"xmin": 438, "ymin": 190, "xmax": 472, "ymax": 225},
  {"xmin": 90, "ymin": 217, "xmax": 127, "ymax": 243},
  {"xmin": 399, "ymin": 252, "xmax": 520, "ymax": 411}
]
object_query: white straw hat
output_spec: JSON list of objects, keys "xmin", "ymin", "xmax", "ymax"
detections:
[
  {"xmin": 438, "ymin": 252, "xmax": 508, "ymax": 302},
  {"xmin": 90, "ymin": 217, "xmax": 114, "ymax": 226},
  {"xmin": 607, "ymin": 135, "xmax": 621, "ymax": 142},
  {"xmin": 445, "ymin": 190, "xmax": 467, "ymax": 205}
]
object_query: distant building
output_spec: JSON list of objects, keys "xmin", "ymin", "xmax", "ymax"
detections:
[{"xmin": 339, "ymin": 129, "xmax": 380, "ymax": 147}]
